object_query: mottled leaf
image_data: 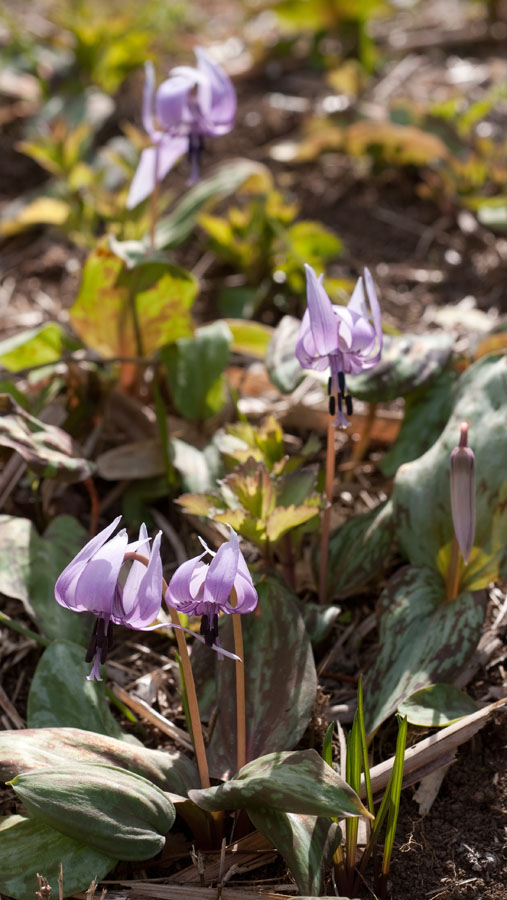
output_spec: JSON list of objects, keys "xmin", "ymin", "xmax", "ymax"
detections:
[
  {"xmin": 0, "ymin": 396, "xmax": 93, "ymax": 482},
  {"xmin": 10, "ymin": 763, "xmax": 175, "ymax": 860},
  {"xmin": 326, "ymin": 500, "xmax": 394, "ymax": 599},
  {"xmin": 393, "ymin": 356, "xmax": 507, "ymax": 583},
  {"xmin": 266, "ymin": 315, "xmax": 305, "ymax": 393},
  {"xmin": 380, "ymin": 369, "xmax": 456, "ymax": 478},
  {"xmin": 190, "ymin": 748, "xmax": 370, "ymax": 818},
  {"xmin": 398, "ymin": 684, "xmax": 477, "ymax": 727},
  {"xmin": 69, "ymin": 244, "xmax": 196, "ymax": 358},
  {"xmin": 0, "ymin": 323, "xmax": 70, "ymax": 372},
  {"xmin": 364, "ymin": 566, "xmax": 486, "ymax": 734},
  {"xmin": 248, "ymin": 808, "xmax": 341, "ymax": 896},
  {"xmin": 206, "ymin": 576, "xmax": 318, "ymax": 779},
  {"xmin": 0, "ymin": 815, "xmax": 115, "ymax": 900},
  {"xmin": 27, "ymin": 640, "xmax": 127, "ymax": 739},
  {"xmin": 162, "ymin": 322, "xmax": 231, "ymax": 420},
  {"xmin": 349, "ymin": 333, "xmax": 454, "ymax": 403},
  {"xmin": 0, "ymin": 514, "xmax": 92, "ymax": 645},
  {"xmin": 0, "ymin": 727, "xmax": 198, "ymax": 794}
]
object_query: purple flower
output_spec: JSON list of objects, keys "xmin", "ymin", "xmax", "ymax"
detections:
[
  {"xmin": 127, "ymin": 48, "xmax": 236, "ymax": 209},
  {"xmin": 165, "ymin": 526, "xmax": 257, "ymax": 648},
  {"xmin": 296, "ymin": 263, "xmax": 382, "ymax": 427},
  {"xmin": 55, "ymin": 517, "xmax": 162, "ymax": 680},
  {"xmin": 450, "ymin": 421, "xmax": 475, "ymax": 565}
]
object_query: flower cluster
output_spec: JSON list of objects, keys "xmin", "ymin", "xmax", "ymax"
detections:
[
  {"xmin": 296, "ymin": 264, "xmax": 382, "ymax": 427},
  {"xmin": 55, "ymin": 519, "xmax": 256, "ymax": 679},
  {"xmin": 127, "ymin": 48, "xmax": 236, "ymax": 208}
]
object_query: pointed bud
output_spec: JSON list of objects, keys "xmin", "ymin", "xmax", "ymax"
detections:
[{"xmin": 450, "ymin": 421, "xmax": 475, "ymax": 565}]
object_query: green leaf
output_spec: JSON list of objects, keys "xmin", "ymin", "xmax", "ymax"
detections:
[
  {"xmin": 206, "ymin": 576, "xmax": 318, "ymax": 779},
  {"xmin": 392, "ymin": 356, "xmax": 507, "ymax": 583},
  {"xmin": 364, "ymin": 566, "xmax": 486, "ymax": 734},
  {"xmin": 349, "ymin": 332, "xmax": 454, "ymax": 403},
  {"xmin": 398, "ymin": 684, "xmax": 478, "ymax": 727},
  {"xmin": 162, "ymin": 321, "xmax": 232, "ymax": 420},
  {"xmin": 224, "ymin": 318, "xmax": 273, "ymax": 358},
  {"xmin": 9, "ymin": 763, "xmax": 175, "ymax": 860},
  {"xmin": 69, "ymin": 243, "xmax": 196, "ymax": 358},
  {"xmin": 0, "ymin": 396, "xmax": 93, "ymax": 482},
  {"xmin": 27, "ymin": 640, "xmax": 127, "ymax": 739},
  {"xmin": 266, "ymin": 503, "xmax": 320, "ymax": 542},
  {"xmin": 326, "ymin": 500, "xmax": 394, "ymax": 599},
  {"xmin": 303, "ymin": 603, "xmax": 341, "ymax": 646},
  {"xmin": 155, "ymin": 159, "xmax": 273, "ymax": 249},
  {"xmin": 189, "ymin": 748, "xmax": 370, "ymax": 818},
  {"xmin": 266, "ymin": 315, "xmax": 305, "ymax": 393},
  {"xmin": 0, "ymin": 323, "xmax": 69, "ymax": 372},
  {"xmin": 0, "ymin": 726, "xmax": 199, "ymax": 794},
  {"xmin": 0, "ymin": 515, "xmax": 92, "ymax": 645},
  {"xmin": 380, "ymin": 368, "xmax": 456, "ymax": 478},
  {"xmin": 247, "ymin": 808, "xmax": 341, "ymax": 896},
  {"xmin": 0, "ymin": 815, "xmax": 116, "ymax": 900}
]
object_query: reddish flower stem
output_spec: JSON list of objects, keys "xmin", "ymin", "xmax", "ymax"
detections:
[
  {"xmin": 232, "ymin": 613, "xmax": 246, "ymax": 772},
  {"xmin": 445, "ymin": 534, "xmax": 461, "ymax": 603},
  {"xmin": 319, "ymin": 418, "xmax": 336, "ymax": 604},
  {"xmin": 124, "ymin": 551, "xmax": 210, "ymax": 789}
]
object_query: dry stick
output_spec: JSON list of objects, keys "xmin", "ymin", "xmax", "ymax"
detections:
[
  {"xmin": 445, "ymin": 534, "xmax": 461, "ymax": 603},
  {"xmin": 124, "ymin": 551, "xmax": 210, "ymax": 789},
  {"xmin": 319, "ymin": 418, "xmax": 336, "ymax": 604}
]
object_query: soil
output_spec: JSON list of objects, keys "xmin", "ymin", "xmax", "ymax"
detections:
[{"xmin": 0, "ymin": 0, "xmax": 506, "ymax": 899}]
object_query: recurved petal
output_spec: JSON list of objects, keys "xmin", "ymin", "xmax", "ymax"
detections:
[
  {"xmin": 304, "ymin": 264, "xmax": 339, "ymax": 357},
  {"xmin": 142, "ymin": 61, "xmax": 156, "ymax": 136},
  {"xmin": 121, "ymin": 531, "xmax": 163, "ymax": 627},
  {"xmin": 126, "ymin": 137, "xmax": 188, "ymax": 209},
  {"xmin": 363, "ymin": 267, "xmax": 383, "ymax": 357},
  {"xmin": 118, "ymin": 524, "xmax": 150, "ymax": 620},
  {"xmin": 72, "ymin": 531, "xmax": 129, "ymax": 616},
  {"xmin": 156, "ymin": 73, "xmax": 194, "ymax": 128},
  {"xmin": 229, "ymin": 553, "xmax": 258, "ymax": 613},
  {"xmin": 202, "ymin": 527, "xmax": 240, "ymax": 608},
  {"xmin": 195, "ymin": 47, "xmax": 236, "ymax": 134},
  {"xmin": 55, "ymin": 516, "xmax": 122, "ymax": 610},
  {"xmin": 165, "ymin": 554, "xmax": 208, "ymax": 611}
]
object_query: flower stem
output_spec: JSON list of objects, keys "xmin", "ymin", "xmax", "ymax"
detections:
[
  {"xmin": 232, "ymin": 613, "xmax": 246, "ymax": 772},
  {"xmin": 124, "ymin": 551, "xmax": 210, "ymax": 789},
  {"xmin": 445, "ymin": 534, "xmax": 461, "ymax": 603},
  {"xmin": 319, "ymin": 418, "xmax": 336, "ymax": 604}
]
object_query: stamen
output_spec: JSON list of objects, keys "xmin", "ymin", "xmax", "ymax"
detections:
[
  {"xmin": 329, "ymin": 396, "xmax": 336, "ymax": 416},
  {"xmin": 327, "ymin": 376, "xmax": 332, "ymax": 395},
  {"xmin": 345, "ymin": 394, "xmax": 353, "ymax": 416},
  {"xmin": 338, "ymin": 371, "xmax": 346, "ymax": 394}
]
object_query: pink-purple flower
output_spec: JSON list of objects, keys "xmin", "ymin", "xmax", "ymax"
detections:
[
  {"xmin": 165, "ymin": 526, "xmax": 257, "ymax": 648},
  {"xmin": 296, "ymin": 263, "xmax": 382, "ymax": 427},
  {"xmin": 55, "ymin": 517, "xmax": 162, "ymax": 680},
  {"xmin": 450, "ymin": 421, "xmax": 475, "ymax": 565},
  {"xmin": 127, "ymin": 48, "xmax": 236, "ymax": 209}
]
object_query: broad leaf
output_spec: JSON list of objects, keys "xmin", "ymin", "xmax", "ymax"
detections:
[
  {"xmin": 398, "ymin": 684, "xmax": 477, "ymax": 727},
  {"xmin": 162, "ymin": 321, "xmax": 232, "ymax": 420},
  {"xmin": 326, "ymin": 500, "xmax": 394, "ymax": 599},
  {"xmin": 392, "ymin": 356, "xmax": 507, "ymax": 583},
  {"xmin": 248, "ymin": 808, "xmax": 341, "ymax": 896},
  {"xmin": 224, "ymin": 319, "xmax": 273, "ymax": 359},
  {"xmin": 0, "ymin": 396, "xmax": 93, "ymax": 482},
  {"xmin": 0, "ymin": 515, "xmax": 92, "ymax": 645},
  {"xmin": 69, "ymin": 244, "xmax": 196, "ymax": 358},
  {"xmin": 380, "ymin": 369, "xmax": 456, "ymax": 477},
  {"xmin": 364, "ymin": 566, "xmax": 486, "ymax": 734},
  {"xmin": 206, "ymin": 577, "xmax": 318, "ymax": 779},
  {"xmin": 189, "ymin": 749, "xmax": 370, "ymax": 819},
  {"xmin": 302, "ymin": 603, "xmax": 341, "ymax": 645},
  {"xmin": 27, "ymin": 640, "xmax": 127, "ymax": 739},
  {"xmin": 349, "ymin": 332, "xmax": 454, "ymax": 403},
  {"xmin": 0, "ymin": 815, "xmax": 116, "ymax": 900},
  {"xmin": 0, "ymin": 727, "xmax": 198, "ymax": 794},
  {"xmin": 10, "ymin": 763, "xmax": 175, "ymax": 860},
  {"xmin": 0, "ymin": 323, "xmax": 71, "ymax": 372}
]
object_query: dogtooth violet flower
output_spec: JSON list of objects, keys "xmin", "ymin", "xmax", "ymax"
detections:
[
  {"xmin": 55, "ymin": 517, "xmax": 162, "ymax": 681},
  {"xmin": 450, "ymin": 421, "xmax": 475, "ymax": 565},
  {"xmin": 296, "ymin": 263, "xmax": 382, "ymax": 428},
  {"xmin": 165, "ymin": 526, "xmax": 258, "ymax": 649},
  {"xmin": 126, "ymin": 48, "xmax": 236, "ymax": 209}
]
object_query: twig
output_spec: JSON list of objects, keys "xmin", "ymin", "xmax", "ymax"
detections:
[{"xmin": 109, "ymin": 684, "xmax": 193, "ymax": 751}]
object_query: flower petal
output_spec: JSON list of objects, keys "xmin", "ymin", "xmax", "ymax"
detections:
[
  {"xmin": 55, "ymin": 516, "xmax": 122, "ymax": 611},
  {"xmin": 304, "ymin": 264, "xmax": 340, "ymax": 357},
  {"xmin": 202, "ymin": 526, "xmax": 240, "ymax": 608},
  {"xmin": 228, "ymin": 553, "xmax": 258, "ymax": 613},
  {"xmin": 165, "ymin": 554, "xmax": 208, "ymax": 612},
  {"xmin": 126, "ymin": 137, "xmax": 188, "ymax": 208},
  {"xmin": 142, "ymin": 61, "xmax": 156, "ymax": 136},
  {"xmin": 363, "ymin": 267, "xmax": 383, "ymax": 363},
  {"xmin": 156, "ymin": 74, "xmax": 194, "ymax": 129},
  {"xmin": 119, "ymin": 530, "xmax": 163, "ymax": 627},
  {"xmin": 73, "ymin": 531, "xmax": 129, "ymax": 616},
  {"xmin": 195, "ymin": 47, "xmax": 236, "ymax": 135}
]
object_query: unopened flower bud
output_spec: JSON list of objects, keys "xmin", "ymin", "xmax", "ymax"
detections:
[{"xmin": 450, "ymin": 421, "xmax": 475, "ymax": 565}]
